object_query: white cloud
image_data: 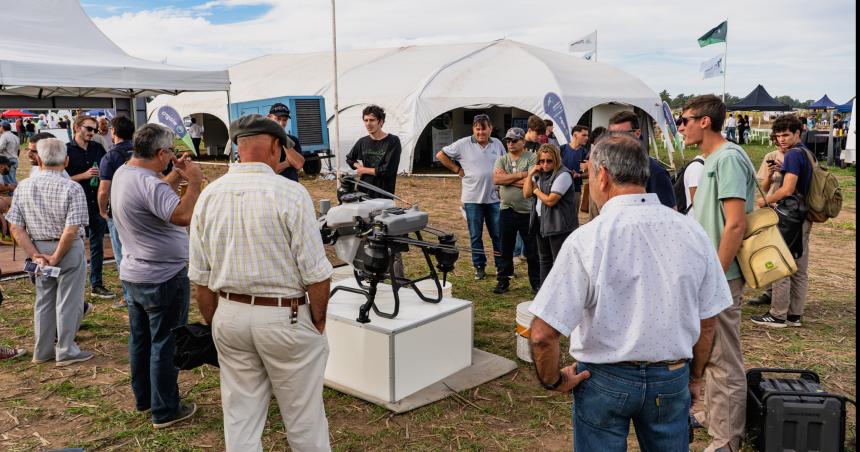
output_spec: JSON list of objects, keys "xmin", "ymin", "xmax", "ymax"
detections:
[{"xmin": 92, "ymin": 0, "xmax": 856, "ymax": 101}]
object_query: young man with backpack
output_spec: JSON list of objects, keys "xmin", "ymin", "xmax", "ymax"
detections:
[
  {"xmin": 750, "ymin": 115, "xmax": 815, "ymax": 328},
  {"xmin": 678, "ymin": 94, "xmax": 756, "ymax": 452}
]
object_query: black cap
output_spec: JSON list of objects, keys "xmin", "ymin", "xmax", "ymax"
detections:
[
  {"xmin": 268, "ymin": 102, "xmax": 291, "ymax": 119},
  {"xmin": 229, "ymin": 114, "xmax": 294, "ymax": 148}
]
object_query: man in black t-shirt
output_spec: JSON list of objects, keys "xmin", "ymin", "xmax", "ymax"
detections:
[
  {"xmin": 345, "ymin": 105, "xmax": 402, "ymax": 198},
  {"xmin": 345, "ymin": 105, "xmax": 403, "ymax": 277},
  {"xmin": 65, "ymin": 115, "xmax": 113, "ymax": 299},
  {"xmin": 267, "ymin": 103, "xmax": 304, "ymax": 182}
]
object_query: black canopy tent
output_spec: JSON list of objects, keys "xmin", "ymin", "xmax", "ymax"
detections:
[{"xmin": 727, "ymin": 85, "xmax": 791, "ymax": 111}]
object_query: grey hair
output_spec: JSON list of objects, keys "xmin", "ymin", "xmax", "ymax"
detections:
[
  {"xmin": 589, "ymin": 135, "xmax": 650, "ymax": 186},
  {"xmin": 133, "ymin": 124, "xmax": 175, "ymax": 159},
  {"xmin": 36, "ymin": 138, "xmax": 68, "ymax": 167}
]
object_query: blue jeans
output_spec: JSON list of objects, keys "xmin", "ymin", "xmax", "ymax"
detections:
[
  {"xmin": 124, "ymin": 268, "xmax": 190, "ymax": 423},
  {"xmin": 513, "ymin": 233, "xmax": 524, "ymax": 257},
  {"xmin": 572, "ymin": 361, "xmax": 691, "ymax": 452},
  {"xmin": 725, "ymin": 127, "xmax": 736, "ymax": 141},
  {"xmin": 107, "ymin": 218, "xmax": 130, "ymax": 302},
  {"xmin": 463, "ymin": 202, "xmax": 501, "ymax": 270},
  {"xmin": 86, "ymin": 212, "xmax": 106, "ymax": 288}
]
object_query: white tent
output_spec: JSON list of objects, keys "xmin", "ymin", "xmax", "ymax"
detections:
[
  {"xmin": 0, "ymin": 1, "xmax": 229, "ymax": 100},
  {"xmin": 150, "ymin": 39, "xmax": 671, "ymax": 173}
]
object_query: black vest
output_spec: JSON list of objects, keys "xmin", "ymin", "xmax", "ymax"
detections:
[{"xmin": 529, "ymin": 165, "xmax": 579, "ymax": 237}]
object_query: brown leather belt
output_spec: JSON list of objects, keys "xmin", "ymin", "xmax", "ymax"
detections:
[
  {"xmin": 219, "ymin": 291, "xmax": 306, "ymax": 323},
  {"xmin": 615, "ymin": 359, "xmax": 688, "ymax": 370}
]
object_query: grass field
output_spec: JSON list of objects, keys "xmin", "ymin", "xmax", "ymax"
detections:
[{"xmin": 0, "ymin": 142, "xmax": 854, "ymax": 451}]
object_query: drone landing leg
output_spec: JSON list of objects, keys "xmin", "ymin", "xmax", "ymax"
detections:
[{"xmin": 330, "ymin": 285, "xmax": 378, "ymax": 324}]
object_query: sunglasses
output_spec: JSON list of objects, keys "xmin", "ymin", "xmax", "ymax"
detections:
[
  {"xmin": 679, "ymin": 115, "xmax": 701, "ymax": 126},
  {"xmin": 538, "ymin": 159, "xmax": 554, "ymax": 164},
  {"xmin": 504, "ymin": 138, "xmax": 521, "ymax": 144},
  {"xmin": 82, "ymin": 125, "xmax": 97, "ymax": 133}
]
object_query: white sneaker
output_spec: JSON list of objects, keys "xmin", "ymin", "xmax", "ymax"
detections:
[{"xmin": 56, "ymin": 351, "xmax": 94, "ymax": 367}]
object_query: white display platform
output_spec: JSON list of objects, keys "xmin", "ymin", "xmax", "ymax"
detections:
[{"xmin": 325, "ymin": 279, "xmax": 498, "ymax": 410}]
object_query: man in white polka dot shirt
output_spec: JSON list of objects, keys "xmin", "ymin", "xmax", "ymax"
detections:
[{"xmin": 528, "ymin": 135, "xmax": 733, "ymax": 451}]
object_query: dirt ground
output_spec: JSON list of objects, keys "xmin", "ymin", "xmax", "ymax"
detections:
[{"xmin": 0, "ymin": 163, "xmax": 855, "ymax": 451}]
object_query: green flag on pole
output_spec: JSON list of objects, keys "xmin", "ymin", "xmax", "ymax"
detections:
[{"xmin": 698, "ymin": 20, "xmax": 727, "ymax": 47}]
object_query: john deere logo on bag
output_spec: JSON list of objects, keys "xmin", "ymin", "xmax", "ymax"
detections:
[{"xmin": 765, "ymin": 261, "xmax": 775, "ymax": 270}]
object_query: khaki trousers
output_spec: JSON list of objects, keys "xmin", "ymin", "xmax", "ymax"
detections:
[
  {"xmin": 701, "ymin": 277, "xmax": 746, "ymax": 452},
  {"xmin": 213, "ymin": 298, "xmax": 331, "ymax": 452},
  {"xmin": 771, "ymin": 220, "xmax": 812, "ymax": 318}
]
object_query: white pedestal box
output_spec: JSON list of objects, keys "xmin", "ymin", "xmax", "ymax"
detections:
[{"xmin": 324, "ymin": 279, "xmax": 473, "ymax": 405}]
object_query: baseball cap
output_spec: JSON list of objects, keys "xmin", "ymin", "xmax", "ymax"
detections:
[
  {"xmin": 268, "ymin": 102, "xmax": 291, "ymax": 119},
  {"xmin": 504, "ymin": 127, "xmax": 525, "ymax": 141},
  {"xmin": 229, "ymin": 114, "xmax": 294, "ymax": 148}
]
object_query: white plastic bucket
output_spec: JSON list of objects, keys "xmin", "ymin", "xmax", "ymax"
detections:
[
  {"xmin": 331, "ymin": 264, "xmax": 355, "ymax": 282},
  {"xmin": 515, "ymin": 301, "xmax": 534, "ymax": 362},
  {"xmin": 414, "ymin": 279, "xmax": 453, "ymax": 298}
]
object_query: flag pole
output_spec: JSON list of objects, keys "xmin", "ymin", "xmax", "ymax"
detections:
[
  {"xmin": 722, "ymin": 19, "xmax": 728, "ymax": 102},
  {"xmin": 331, "ymin": 0, "xmax": 342, "ymax": 188}
]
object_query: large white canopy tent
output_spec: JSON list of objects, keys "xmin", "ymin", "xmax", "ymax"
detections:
[
  {"xmin": 0, "ymin": 0, "xmax": 229, "ymax": 114},
  {"xmin": 150, "ymin": 39, "xmax": 672, "ymax": 173}
]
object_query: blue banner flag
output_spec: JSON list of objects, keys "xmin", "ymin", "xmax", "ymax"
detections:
[
  {"xmin": 543, "ymin": 92, "xmax": 571, "ymax": 144},
  {"xmin": 154, "ymin": 105, "xmax": 196, "ymax": 155}
]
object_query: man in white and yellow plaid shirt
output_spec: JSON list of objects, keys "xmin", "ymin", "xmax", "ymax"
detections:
[{"xmin": 189, "ymin": 114, "xmax": 333, "ymax": 452}]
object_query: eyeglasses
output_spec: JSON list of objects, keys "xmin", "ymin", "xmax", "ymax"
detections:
[
  {"xmin": 679, "ymin": 116, "xmax": 701, "ymax": 126},
  {"xmin": 82, "ymin": 126, "xmax": 97, "ymax": 133},
  {"xmin": 472, "ymin": 114, "xmax": 490, "ymax": 124},
  {"xmin": 538, "ymin": 159, "xmax": 554, "ymax": 164}
]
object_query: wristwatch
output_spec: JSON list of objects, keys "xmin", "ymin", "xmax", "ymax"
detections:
[{"xmin": 542, "ymin": 372, "xmax": 564, "ymax": 391}]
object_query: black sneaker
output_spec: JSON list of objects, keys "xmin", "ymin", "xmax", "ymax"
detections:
[
  {"xmin": 153, "ymin": 402, "xmax": 197, "ymax": 429},
  {"xmin": 83, "ymin": 302, "xmax": 94, "ymax": 318},
  {"xmin": 786, "ymin": 315, "xmax": 802, "ymax": 327},
  {"xmin": 474, "ymin": 267, "xmax": 486, "ymax": 280},
  {"xmin": 748, "ymin": 292, "xmax": 771, "ymax": 306},
  {"xmin": 751, "ymin": 312, "xmax": 787, "ymax": 328},
  {"xmin": 91, "ymin": 286, "xmax": 116, "ymax": 299},
  {"xmin": 493, "ymin": 279, "xmax": 510, "ymax": 294}
]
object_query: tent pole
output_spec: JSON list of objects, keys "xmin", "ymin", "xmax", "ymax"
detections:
[
  {"xmin": 330, "ymin": 0, "xmax": 342, "ymax": 189},
  {"xmin": 227, "ymin": 88, "xmax": 234, "ymax": 162},
  {"xmin": 827, "ymin": 109, "xmax": 835, "ymax": 166},
  {"xmin": 722, "ymin": 20, "xmax": 728, "ymax": 103},
  {"xmin": 130, "ymin": 91, "xmax": 137, "ymax": 128}
]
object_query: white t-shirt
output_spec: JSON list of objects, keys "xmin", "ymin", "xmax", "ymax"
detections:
[
  {"xmin": 529, "ymin": 193, "xmax": 732, "ymax": 364},
  {"xmin": 188, "ymin": 123, "xmax": 204, "ymax": 139},
  {"xmin": 442, "ymin": 136, "xmax": 505, "ymax": 204},
  {"xmin": 726, "ymin": 116, "xmax": 737, "ymax": 128},
  {"xmin": 535, "ymin": 171, "xmax": 573, "ymax": 217},
  {"xmin": 683, "ymin": 156, "xmax": 705, "ymax": 216}
]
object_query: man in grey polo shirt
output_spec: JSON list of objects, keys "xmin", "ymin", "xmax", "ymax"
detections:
[
  {"xmin": 436, "ymin": 114, "xmax": 505, "ymax": 279},
  {"xmin": 111, "ymin": 123, "xmax": 204, "ymax": 429}
]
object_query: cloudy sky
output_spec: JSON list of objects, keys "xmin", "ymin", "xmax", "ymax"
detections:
[{"xmin": 83, "ymin": 0, "xmax": 856, "ymax": 103}]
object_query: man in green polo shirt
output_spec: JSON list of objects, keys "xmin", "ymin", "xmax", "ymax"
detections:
[
  {"xmin": 492, "ymin": 128, "xmax": 539, "ymax": 294},
  {"xmin": 678, "ymin": 94, "xmax": 757, "ymax": 452}
]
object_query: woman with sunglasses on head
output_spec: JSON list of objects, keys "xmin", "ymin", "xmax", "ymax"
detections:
[{"xmin": 523, "ymin": 144, "xmax": 579, "ymax": 285}]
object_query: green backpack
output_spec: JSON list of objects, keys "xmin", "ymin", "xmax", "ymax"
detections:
[{"xmin": 803, "ymin": 149, "xmax": 843, "ymax": 222}]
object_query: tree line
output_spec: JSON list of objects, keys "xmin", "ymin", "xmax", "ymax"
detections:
[{"xmin": 659, "ymin": 90, "xmax": 814, "ymax": 109}]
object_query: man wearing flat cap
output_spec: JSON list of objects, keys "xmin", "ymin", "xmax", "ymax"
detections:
[
  {"xmin": 189, "ymin": 114, "xmax": 333, "ymax": 451},
  {"xmin": 267, "ymin": 102, "xmax": 305, "ymax": 182}
]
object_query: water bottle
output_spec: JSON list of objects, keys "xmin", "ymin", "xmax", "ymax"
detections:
[{"xmin": 89, "ymin": 162, "xmax": 99, "ymax": 187}]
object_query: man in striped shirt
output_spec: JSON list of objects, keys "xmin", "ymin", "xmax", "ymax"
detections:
[
  {"xmin": 190, "ymin": 114, "xmax": 333, "ymax": 452},
  {"xmin": 6, "ymin": 138, "xmax": 92, "ymax": 366}
]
